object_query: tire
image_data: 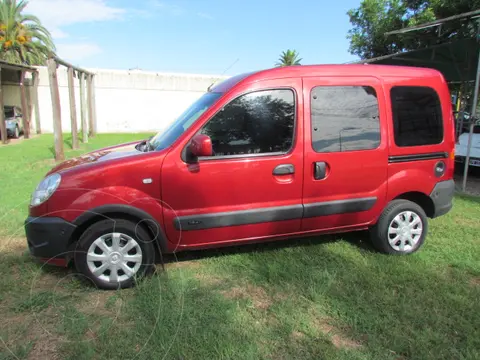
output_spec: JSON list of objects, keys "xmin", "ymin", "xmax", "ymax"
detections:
[
  {"xmin": 13, "ymin": 126, "xmax": 19, "ymax": 139},
  {"xmin": 370, "ymin": 200, "xmax": 428, "ymax": 255},
  {"xmin": 74, "ymin": 219, "xmax": 155, "ymax": 290}
]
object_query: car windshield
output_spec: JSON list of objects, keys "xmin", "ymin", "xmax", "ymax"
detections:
[
  {"xmin": 4, "ymin": 107, "xmax": 14, "ymax": 119},
  {"xmin": 149, "ymin": 91, "xmax": 223, "ymax": 151}
]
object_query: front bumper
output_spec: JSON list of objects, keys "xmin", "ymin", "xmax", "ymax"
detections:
[
  {"xmin": 24, "ymin": 217, "xmax": 76, "ymax": 265},
  {"xmin": 429, "ymin": 180, "xmax": 455, "ymax": 218}
]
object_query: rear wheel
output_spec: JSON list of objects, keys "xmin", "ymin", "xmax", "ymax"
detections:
[
  {"xmin": 370, "ymin": 200, "xmax": 428, "ymax": 255},
  {"xmin": 74, "ymin": 219, "xmax": 155, "ymax": 289}
]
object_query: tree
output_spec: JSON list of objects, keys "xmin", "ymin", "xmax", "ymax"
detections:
[
  {"xmin": 275, "ymin": 49, "xmax": 302, "ymax": 66},
  {"xmin": 0, "ymin": 0, "xmax": 55, "ymax": 65},
  {"xmin": 347, "ymin": 0, "xmax": 480, "ymax": 60}
]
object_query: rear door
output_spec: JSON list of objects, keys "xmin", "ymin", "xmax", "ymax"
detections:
[{"xmin": 301, "ymin": 76, "xmax": 388, "ymax": 232}]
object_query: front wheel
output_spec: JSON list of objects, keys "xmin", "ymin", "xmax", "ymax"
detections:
[
  {"xmin": 370, "ymin": 200, "xmax": 428, "ymax": 255},
  {"xmin": 13, "ymin": 126, "xmax": 19, "ymax": 139},
  {"xmin": 74, "ymin": 219, "xmax": 155, "ymax": 289}
]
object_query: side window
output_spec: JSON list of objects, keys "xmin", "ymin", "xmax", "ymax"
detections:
[
  {"xmin": 200, "ymin": 89, "xmax": 295, "ymax": 157},
  {"xmin": 311, "ymin": 86, "xmax": 381, "ymax": 153},
  {"xmin": 391, "ymin": 86, "xmax": 443, "ymax": 147}
]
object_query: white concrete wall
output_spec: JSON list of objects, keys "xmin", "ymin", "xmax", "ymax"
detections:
[{"xmin": 4, "ymin": 67, "xmax": 228, "ymax": 134}]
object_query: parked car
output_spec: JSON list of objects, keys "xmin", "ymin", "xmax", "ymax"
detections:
[
  {"xmin": 25, "ymin": 64, "xmax": 456, "ymax": 289},
  {"xmin": 2, "ymin": 105, "xmax": 24, "ymax": 138},
  {"xmin": 455, "ymin": 124, "xmax": 480, "ymax": 168}
]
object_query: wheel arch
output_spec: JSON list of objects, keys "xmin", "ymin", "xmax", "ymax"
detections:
[
  {"xmin": 393, "ymin": 192, "xmax": 435, "ymax": 218},
  {"xmin": 67, "ymin": 204, "xmax": 168, "ymax": 263}
]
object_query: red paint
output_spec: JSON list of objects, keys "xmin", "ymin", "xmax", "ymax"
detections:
[
  {"xmin": 28, "ymin": 64, "xmax": 455, "ymax": 261},
  {"xmin": 190, "ymin": 134, "xmax": 213, "ymax": 157},
  {"xmin": 39, "ymin": 257, "xmax": 68, "ymax": 267}
]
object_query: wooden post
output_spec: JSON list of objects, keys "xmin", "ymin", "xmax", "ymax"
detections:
[
  {"xmin": 67, "ymin": 67, "xmax": 79, "ymax": 149},
  {"xmin": 47, "ymin": 58, "xmax": 65, "ymax": 161},
  {"xmin": 0, "ymin": 68, "xmax": 7, "ymax": 145},
  {"xmin": 91, "ymin": 75, "xmax": 97, "ymax": 135},
  {"xmin": 79, "ymin": 72, "xmax": 88, "ymax": 143},
  {"xmin": 25, "ymin": 76, "xmax": 34, "ymax": 134},
  {"xmin": 32, "ymin": 71, "xmax": 41, "ymax": 134},
  {"xmin": 86, "ymin": 74, "xmax": 95, "ymax": 137},
  {"xmin": 19, "ymin": 71, "xmax": 31, "ymax": 139}
]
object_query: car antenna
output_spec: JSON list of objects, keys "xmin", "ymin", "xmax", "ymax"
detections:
[{"xmin": 207, "ymin": 58, "xmax": 239, "ymax": 92}]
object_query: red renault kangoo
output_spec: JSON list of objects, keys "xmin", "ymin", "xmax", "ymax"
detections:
[{"xmin": 25, "ymin": 64, "xmax": 455, "ymax": 289}]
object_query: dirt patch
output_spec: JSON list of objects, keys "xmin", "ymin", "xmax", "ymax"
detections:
[
  {"xmin": 27, "ymin": 329, "xmax": 63, "ymax": 360},
  {"xmin": 220, "ymin": 284, "xmax": 272, "ymax": 310},
  {"xmin": 453, "ymin": 217, "xmax": 480, "ymax": 227},
  {"xmin": 166, "ymin": 260, "xmax": 202, "ymax": 269},
  {"xmin": 1, "ymin": 307, "xmax": 64, "ymax": 360},
  {"xmin": 0, "ymin": 237, "xmax": 27, "ymax": 255},
  {"xmin": 291, "ymin": 330, "xmax": 305, "ymax": 340},
  {"xmin": 469, "ymin": 276, "xmax": 480, "ymax": 287},
  {"xmin": 194, "ymin": 272, "xmax": 223, "ymax": 286},
  {"xmin": 454, "ymin": 173, "xmax": 480, "ymax": 196},
  {"xmin": 311, "ymin": 314, "xmax": 363, "ymax": 350},
  {"xmin": 77, "ymin": 291, "xmax": 123, "ymax": 317}
]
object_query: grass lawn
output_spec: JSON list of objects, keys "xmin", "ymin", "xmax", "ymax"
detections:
[{"xmin": 1, "ymin": 133, "xmax": 479, "ymax": 360}]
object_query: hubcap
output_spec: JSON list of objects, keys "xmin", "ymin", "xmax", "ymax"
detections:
[
  {"xmin": 86, "ymin": 233, "xmax": 143, "ymax": 283},
  {"xmin": 388, "ymin": 211, "xmax": 423, "ymax": 252}
]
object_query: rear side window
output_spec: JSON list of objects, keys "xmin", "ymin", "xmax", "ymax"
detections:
[
  {"xmin": 391, "ymin": 86, "xmax": 443, "ymax": 147},
  {"xmin": 311, "ymin": 86, "xmax": 381, "ymax": 153}
]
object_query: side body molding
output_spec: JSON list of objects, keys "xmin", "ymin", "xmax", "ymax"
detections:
[{"xmin": 173, "ymin": 197, "xmax": 378, "ymax": 231}]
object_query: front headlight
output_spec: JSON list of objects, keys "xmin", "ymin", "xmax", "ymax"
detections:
[
  {"xmin": 30, "ymin": 173, "xmax": 61, "ymax": 206},
  {"xmin": 6, "ymin": 120, "xmax": 14, "ymax": 126}
]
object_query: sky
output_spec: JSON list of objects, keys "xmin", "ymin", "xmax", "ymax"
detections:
[{"xmin": 25, "ymin": 0, "xmax": 362, "ymax": 76}]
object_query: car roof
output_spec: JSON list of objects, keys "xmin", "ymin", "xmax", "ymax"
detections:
[{"xmin": 211, "ymin": 64, "xmax": 443, "ymax": 93}]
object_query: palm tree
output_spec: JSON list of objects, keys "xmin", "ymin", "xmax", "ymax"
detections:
[
  {"xmin": 0, "ymin": 0, "xmax": 55, "ymax": 65},
  {"xmin": 275, "ymin": 49, "xmax": 302, "ymax": 67}
]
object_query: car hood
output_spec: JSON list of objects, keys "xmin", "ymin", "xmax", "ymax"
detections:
[{"xmin": 48, "ymin": 140, "xmax": 144, "ymax": 174}]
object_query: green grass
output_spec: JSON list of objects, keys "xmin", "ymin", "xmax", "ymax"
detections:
[{"xmin": 1, "ymin": 133, "xmax": 479, "ymax": 359}]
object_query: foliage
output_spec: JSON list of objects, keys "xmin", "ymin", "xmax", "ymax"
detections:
[
  {"xmin": 347, "ymin": 0, "xmax": 480, "ymax": 59},
  {"xmin": 275, "ymin": 49, "xmax": 302, "ymax": 66},
  {"xmin": 0, "ymin": 0, "xmax": 55, "ymax": 65}
]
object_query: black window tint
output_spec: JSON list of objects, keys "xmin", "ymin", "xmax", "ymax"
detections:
[
  {"xmin": 311, "ymin": 86, "xmax": 381, "ymax": 152},
  {"xmin": 200, "ymin": 89, "xmax": 295, "ymax": 156},
  {"xmin": 391, "ymin": 86, "xmax": 443, "ymax": 147}
]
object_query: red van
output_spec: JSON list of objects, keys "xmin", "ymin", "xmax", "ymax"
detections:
[{"xmin": 25, "ymin": 65, "xmax": 455, "ymax": 289}]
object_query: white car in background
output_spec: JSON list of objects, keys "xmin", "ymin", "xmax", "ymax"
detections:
[{"xmin": 455, "ymin": 124, "xmax": 480, "ymax": 168}]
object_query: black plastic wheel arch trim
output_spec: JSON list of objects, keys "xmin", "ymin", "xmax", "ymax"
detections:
[{"xmin": 73, "ymin": 204, "xmax": 168, "ymax": 254}]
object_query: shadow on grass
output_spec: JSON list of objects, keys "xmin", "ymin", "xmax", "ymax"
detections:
[{"xmin": 164, "ymin": 230, "xmax": 374, "ymax": 265}]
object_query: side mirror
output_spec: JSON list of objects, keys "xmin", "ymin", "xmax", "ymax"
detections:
[{"xmin": 190, "ymin": 134, "xmax": 213, "ymax": 157}]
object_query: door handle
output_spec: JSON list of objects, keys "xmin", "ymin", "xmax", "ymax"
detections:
[
  {"xmin": 314, "ymin": 162, "xmax": 327, "ymax": 180},
  {"xmin": 273, "ymin": 164, "xmax": 295, "ymax": 175}
]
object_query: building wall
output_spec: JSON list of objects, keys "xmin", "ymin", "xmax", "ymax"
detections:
[{"xmin": 3, "ymin": 67, "xmax": 228, "ymax": 134}]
